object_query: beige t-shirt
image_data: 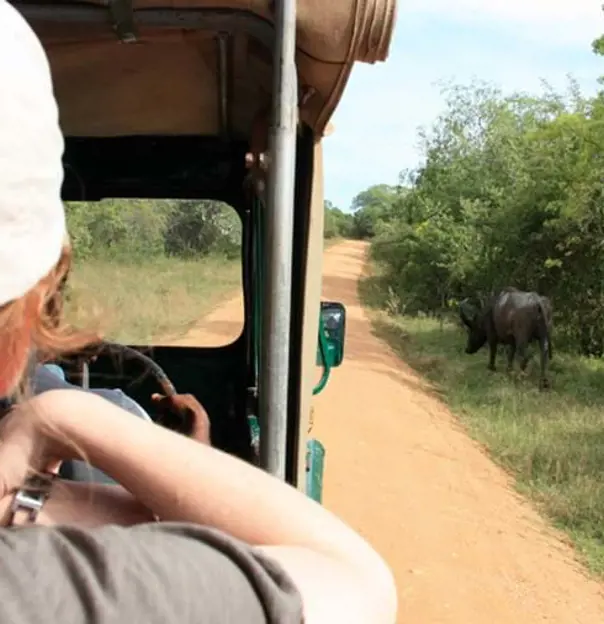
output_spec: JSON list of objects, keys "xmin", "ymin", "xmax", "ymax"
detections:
[{"xmin": 0, "ymin": 522, "xmax": 304, "ymax": 623}]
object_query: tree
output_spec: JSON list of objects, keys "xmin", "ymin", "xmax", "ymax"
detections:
[
  {"xmin": 324, "ymin": 200, "xmax": 354, "ymax": 239},
  {"xmin": 350, "ymin": 184, "xmax": 398, "ymax": 239},
  {"xmin": 65, "ymin": 199, "xmax": 243, "ymax": 261},
  {"xmin": 164, "ymin": 201, "xmax": 241, "ymax": 258}
]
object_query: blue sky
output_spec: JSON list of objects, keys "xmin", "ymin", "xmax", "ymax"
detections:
[{"xmin": 323, "ymin": 0, "xmax": 604, "ymax": 212}]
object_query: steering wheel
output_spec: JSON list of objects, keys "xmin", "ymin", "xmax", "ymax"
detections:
[
  {"xmin": 90, "ymin": 342, "xmax": 177, "ymax": 397},
  {"xmin": 67, "ymin": 342, "xmax": 183, "ymax": 429},
  {"xmin": 54, "ymin": 343, "xmax": 172, "ymax": 486},
  {"xmin": 57, "ymin": 343, "xmax": 195, "ymax": 486}
]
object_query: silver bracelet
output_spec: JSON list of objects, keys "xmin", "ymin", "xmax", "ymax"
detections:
[{"xmin": 8, "ymin": 472, "xmax": 57, "ymax": 527}]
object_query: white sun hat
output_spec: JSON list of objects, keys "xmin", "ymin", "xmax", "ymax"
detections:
[{"xmin": 0, "ymin": 1, "xmax": 67, "ymax": 307}]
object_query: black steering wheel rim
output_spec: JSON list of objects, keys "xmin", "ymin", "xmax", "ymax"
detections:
[
  {"xmin": 68, "ymin": 341, "xmax": 177, "ymax": 399},
  {"xmin": 99, "ymin": 342, "xmax": 176, "ymax": 397}
]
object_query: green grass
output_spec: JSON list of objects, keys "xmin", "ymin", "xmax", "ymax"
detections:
[
  {"xmin": 66, "ymin": 254, "xmax": 241, "ymax": 344},
  {"xmin": 359, "ymin": 270, "xmax": 604, "ymax": 576},
  {"xmin": 65, "ymin": 236, "xmax": 343, "ymax": 344}
]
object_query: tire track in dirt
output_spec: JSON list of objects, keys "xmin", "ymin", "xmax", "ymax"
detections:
[{"xmin": 178, "ymin": 240, "xmax": 604, "ymax": 623}]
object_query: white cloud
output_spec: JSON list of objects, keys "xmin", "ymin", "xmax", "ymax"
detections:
[
  {"xmin": 403, "ymin": 0, "xmax": 598, "ymax": 22},
  {"xmin": 400, "ymin": 0, "xmax": 603, "ymax": 46}
]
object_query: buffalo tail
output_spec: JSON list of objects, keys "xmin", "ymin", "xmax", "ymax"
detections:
[{"xmin": 536, "ymin": 299, "xmax": 553, "ymax": 360}]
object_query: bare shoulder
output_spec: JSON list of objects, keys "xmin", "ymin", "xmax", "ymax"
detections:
[{"xmin": 256, "ymin": 545, "xmax": 398, "ymax": 624}]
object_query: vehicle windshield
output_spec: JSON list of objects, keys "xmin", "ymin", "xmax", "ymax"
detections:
[{"xmin": 65, "ymin": 199, "xmax": 243, "ymax": 348}]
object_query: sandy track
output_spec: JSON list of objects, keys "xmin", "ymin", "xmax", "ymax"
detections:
[
  {"xmin": 180, "ymin": 240, "xmax": 604, "ymax": 622},
  {"xmin": 168, "ymin": 294, "xmax": 243, "ymax": 347}
]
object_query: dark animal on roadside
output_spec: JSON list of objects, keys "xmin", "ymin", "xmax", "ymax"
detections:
[{"xmin": 459, "ymin": 288, "xmax": 553, "ymax": 390}]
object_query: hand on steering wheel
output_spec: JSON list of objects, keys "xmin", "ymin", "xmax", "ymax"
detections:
[
  {"xmin": 67, "ymin": 343, "xmax": 212, "ymax": 446},
  {"xmin": 151, "ymin": 393, "xmax": 211, "ymax": 446}
]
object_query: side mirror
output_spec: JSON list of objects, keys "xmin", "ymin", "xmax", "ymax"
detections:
[{"xmin": 316, "ymin": 301, "xmax": 346, "ymax": 368}]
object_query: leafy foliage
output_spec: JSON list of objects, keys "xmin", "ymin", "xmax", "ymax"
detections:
[
  {"xmin": 65, "ymin": 199, "xmax": 244, "ymax": 262},
  {"xmin": 324, "ymin": 200, "xmax": 355, "ymax": 239},
  {"xmin": 349, "ymin": 184, "xmax": 400, "ymax": 239},
  {"xmin": 68, "ymin": 198, "xmax": 345, "ymax": 263},
  {"xmin": 356, "ymin": 77, "xmax": 604, "ymax": 355}
]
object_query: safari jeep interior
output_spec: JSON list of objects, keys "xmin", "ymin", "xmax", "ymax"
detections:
[{"xmin": 12, "ymin": 0, "xmax": 396, "ymax": 486}]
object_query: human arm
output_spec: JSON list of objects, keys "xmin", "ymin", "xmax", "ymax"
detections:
[
  {"xmin": 5, "ymin": 389, "xmax": 397, "ymax": 624},
  {"xmin": 0, "ymin": 478, "xmax": 154, "ymax": 528},
  {"xmin": 34, "ymin": 363, "xmax": 210, "ymax": 443}
]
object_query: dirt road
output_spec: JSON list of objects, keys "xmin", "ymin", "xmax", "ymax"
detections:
[{"xmin": 187, "ymin": 240, "xmax": 604, "ymax": 622}]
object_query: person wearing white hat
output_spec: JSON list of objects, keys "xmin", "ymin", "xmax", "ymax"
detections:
[
  {"xmin": 0, "ymin": 5, "xmax": 210, "ymax": 447},
  {"xmin": 0, "ymin": 3, "xmax": 397, "ymax": 623}
]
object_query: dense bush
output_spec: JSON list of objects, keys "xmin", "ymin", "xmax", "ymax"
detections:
[
  {"xmin": 324, "ymin": 200, "xmax": 355, "ymax": 239},
  {"xmin": 65, "ymin": 199, "xmax": 243, "ymax": 262},
  {"xmin": 354, "ymin": 76, "xmax": 604, "ymax": 356},
  {"xmin": 67, "ymin": 198, "xmax": 348, "ymax": 263}
]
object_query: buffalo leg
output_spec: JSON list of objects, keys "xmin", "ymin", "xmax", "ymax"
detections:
[
  {"xmin": 487, "ymin": 340, "xmax": 497, "ymax": 371},
  {"xmin": 506, "ymin": 344, "xmax": 516, "ymax": 372},
  {"xmin": 548, "ymin": 337, "xmax": 553, "ymax": 360},
  {"xmin": 517, "ymin": 342, "xmax": 529, "ymax": 372},
  {"xmin": 539, "ymin": 338, "xmax": 550, "ymax": 390}
]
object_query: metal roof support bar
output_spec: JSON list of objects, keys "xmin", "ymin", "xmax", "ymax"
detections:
[
  {"xmin": 216, "ymin": 32, "xmax": 230, "ymax": 137},
  {"xmin": 108, "ymin": 0, "xmax": 137, "ymax": 42},
  {"xmin": 258, "ymin": 0, "xmax": 298, "ymax": 479},
  {"xmin": 14, "ymin": 6, "xmax": 274, "ymax": 48}
]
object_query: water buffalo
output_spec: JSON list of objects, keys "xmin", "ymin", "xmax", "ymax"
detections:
[{"xmin": 459, "ymin": 288, "xmax": 553, "ymax": 389}]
